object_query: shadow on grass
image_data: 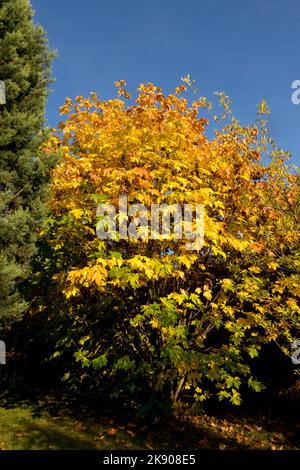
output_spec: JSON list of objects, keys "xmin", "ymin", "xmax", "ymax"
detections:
[
  {"xmin": 0, "ymin": 390, "xmax": 299, "ymax": 450},
  {"xmin": 0, "ymin": 407, "xmax": 99, "ymax": 450}
]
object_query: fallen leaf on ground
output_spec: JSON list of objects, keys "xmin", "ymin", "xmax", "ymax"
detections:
[
  {"xmin": 145, "ymin": 442, "xmax": 153, "ymax": 450},
  {"xmin": 107, "ymin": 427, "xmax": 118, "ymax": 436}
]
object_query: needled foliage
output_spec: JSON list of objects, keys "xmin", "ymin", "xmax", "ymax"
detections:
[
  {"xmin": 29, "ymin": 80, "xmax": 300, "ymax": 411},
  {"xmin": 0, "ymin": 0, "xmax": 55, "ymax": 324}
]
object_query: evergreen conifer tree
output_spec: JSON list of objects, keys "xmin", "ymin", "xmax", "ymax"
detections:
[{"xmin": 0, "ymin": 0, "xmax": 55, "ymax": 323}]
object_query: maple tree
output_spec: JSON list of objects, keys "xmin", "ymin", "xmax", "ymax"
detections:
[{"xmin": 31, "ymin": 79, "xmax": 300, "ymax": 410}]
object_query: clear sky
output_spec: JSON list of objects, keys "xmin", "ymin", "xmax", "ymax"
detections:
[{"xmin": 31, "ymin": 0, "xmax": 300, "ymax": 164}]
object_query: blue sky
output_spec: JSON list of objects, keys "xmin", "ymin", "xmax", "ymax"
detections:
[{"xmin": 31, "ymin": 0, "xmax": 300, "ymax": 164}]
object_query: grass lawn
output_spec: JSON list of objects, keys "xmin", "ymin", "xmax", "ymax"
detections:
[{"xmin": 0, "ymin": 394, "xmax": 299, "ymax": 450}]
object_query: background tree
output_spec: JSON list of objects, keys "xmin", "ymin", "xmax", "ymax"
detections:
[{"xmin": 0, "ymin": 0, "xmax": 55, "ymax": 323}]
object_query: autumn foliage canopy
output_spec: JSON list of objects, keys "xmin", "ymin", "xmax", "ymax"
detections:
[{"xmin": 32, "ymin": 79, "xmax": 300, "ymax": 411}]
